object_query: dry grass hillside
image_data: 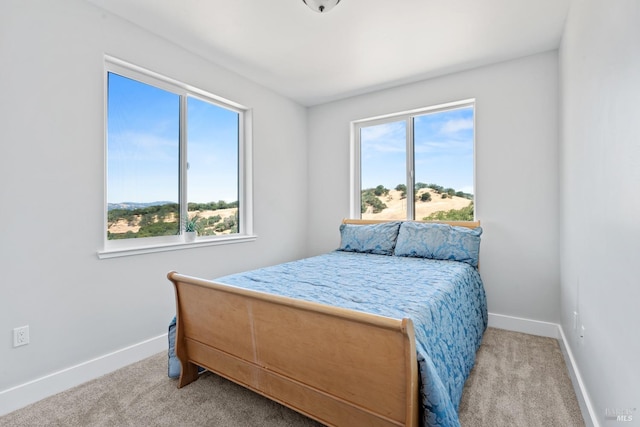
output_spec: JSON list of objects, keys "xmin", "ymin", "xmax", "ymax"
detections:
[
  {"xmin": 362, "ymin": 189, "xmax": 472, "ymax": 220},
  {"xmin": 108, "ymin": 188, "xmax": 471, "ymax": 237},
  {"xmin": 108, "ymin": 208, "xmax": 237, "ymax": 236}
]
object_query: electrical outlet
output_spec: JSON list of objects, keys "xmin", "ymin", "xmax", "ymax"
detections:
[{"xmin": 13, "ymin": 325, "xmax": 29, "ymax": 347}]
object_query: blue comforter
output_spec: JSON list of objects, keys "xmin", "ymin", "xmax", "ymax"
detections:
[{"xmin": 169, "ymin": 251, "xmax": 487, "ymax": 427}]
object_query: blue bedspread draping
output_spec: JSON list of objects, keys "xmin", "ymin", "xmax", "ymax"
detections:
[{"xmin": 169, "ymin": 250, "xmax": 487, "ymax": 427}]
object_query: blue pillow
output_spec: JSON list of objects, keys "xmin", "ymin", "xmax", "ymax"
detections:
[
  {"xmin": 394, "ymin": 222, "xmax": 482, "ymax": 267},
  {"xmin": 338, "ymin": 222, "xmax": 401, "ymax": 255}
]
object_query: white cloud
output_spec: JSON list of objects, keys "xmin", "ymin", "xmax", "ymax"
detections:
[
  {"xmin": 414, "ymin": 138, "xmax": 473, "ymax": 155},
  {"xmin": 361, "ymin": 121, "xmax": 406, "ymax": 154},
  {"xmin": 108, "ymin": 131, "xmax": 178, "ymax": 162},
  {"xmin": 440, "ymin": 118, "xmax": 473, "ymax": 134}
]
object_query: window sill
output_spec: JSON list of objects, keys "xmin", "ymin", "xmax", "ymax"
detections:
[{"xmin": 97, "ymin": 234, "xmax": 257, "ymax": 259}]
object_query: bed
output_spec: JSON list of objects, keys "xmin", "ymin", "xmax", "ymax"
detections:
[{"xmin": 168, "ymin": 219, "xmax": 487, "ymax": 427}]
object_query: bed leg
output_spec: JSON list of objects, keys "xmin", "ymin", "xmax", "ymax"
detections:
[{"xmin": 178, "ymin": 361, "xmax": 200, "ymax": 388}]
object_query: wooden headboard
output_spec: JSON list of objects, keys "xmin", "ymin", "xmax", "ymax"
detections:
[{"xmin": 342, "ymin": 219, "xmax": 481, "ymax": 229}]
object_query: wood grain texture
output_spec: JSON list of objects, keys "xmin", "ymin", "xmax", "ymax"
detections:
[
  {"xmin": 342, "ymin": 218, "xmax": 481, "ymax": 229},
  {"xmin": 169, "ymin": 272, "xmax": 418, "ymax": 427}
]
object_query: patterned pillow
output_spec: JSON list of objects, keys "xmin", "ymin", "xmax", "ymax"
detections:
[
  {"xmin": 394, "ymin": 222, "xmax": 482, "ymax": 267},
  {"xmin": 338, "ymin": 222, "xmax": 402, "ymax": 255}
]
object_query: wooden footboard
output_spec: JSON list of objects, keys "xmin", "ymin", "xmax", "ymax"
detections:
[{"xmin": 168, "ymin": 271, "xmax": 419, "ymax": 427}]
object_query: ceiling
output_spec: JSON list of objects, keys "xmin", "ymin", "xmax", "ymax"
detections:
[{"xmin": 87, "ymin": 0, "xmax": 571, "ymax": 106}]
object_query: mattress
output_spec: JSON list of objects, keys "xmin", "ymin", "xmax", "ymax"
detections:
[{"xmin": 169, "ymin": 250, "xmax": 487, "ymax": 427}]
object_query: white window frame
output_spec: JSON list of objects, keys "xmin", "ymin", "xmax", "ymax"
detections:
[
  {"xmin": 350, "ymin": 99, "xmax": 476, "ymax": 220},
  {"xmin": 99, "ymin": 56, "xmax": 254, "ymax": 259}
]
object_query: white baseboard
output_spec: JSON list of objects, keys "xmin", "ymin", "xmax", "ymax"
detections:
[
  {"xmin": 0, "ymin": 333, "xmax": 167, "ymax": 417},
  {"xmin": 557, "ymin": 326, "xmax": 600, "ymax": 427},
  {"xmin": 488, "ymin": 312, "xmax": 559, "ymax": 338},
  {"xmin": 487, "ymin": 312, "xmax": 597, "ymax": 427}
]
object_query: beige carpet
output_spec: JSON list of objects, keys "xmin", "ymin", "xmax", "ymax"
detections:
[
  {"xmin": 459, "ymin": 328, "xmax": 584, "ymax": 427},
  {"xmin": 0, "ymin": 328, "xmax": 584, "ymax": 426}
]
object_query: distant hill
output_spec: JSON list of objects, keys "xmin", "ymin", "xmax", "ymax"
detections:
[
  {"xmin": 107, "ymin": 201, "xmax": 175, "ymax": 211},
  {"xmin": 107, "ymin": 201, "xmax": 237, "ymax": 239},
  {"xmin": 362, "ymin": 189, "xmax": 473, "ymax": 220}
]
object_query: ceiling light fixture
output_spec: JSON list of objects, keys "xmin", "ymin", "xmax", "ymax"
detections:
[{"xmin": 302, "ymin": 0, "xmax": 341, "ymax": 13}]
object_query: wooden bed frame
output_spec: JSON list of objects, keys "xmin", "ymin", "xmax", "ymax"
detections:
[{"xmin": 168, "ymin": 219, "xmax": 480, "ymax": 427}]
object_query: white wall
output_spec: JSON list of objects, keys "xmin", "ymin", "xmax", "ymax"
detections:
[
  {"xmin": 307, "ymin": 51, "xmax": 560, "ymax": 323},
  {"xmin": 11, "ymin": 0, "xmax": 626, "ymax": 418},
  {"xmin": 0, "ymin": 0, "xmax": 307, "ymax": 409},
  {"xmin": 560, "ymin": 0, "xmax": 640, "ymax": 422}
]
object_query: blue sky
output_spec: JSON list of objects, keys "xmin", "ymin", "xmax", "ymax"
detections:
[
  {"xmin": 108, "ymin": 72, "xmax": 471, "ymax": 204},
  {"xmin": 186, "ymin": 97, "xmax": 238, "ymax": 204},
  {"xmin": 360, "ymin": 106, "xmax": 474, "ymax": 194},
  {"xmin": 107, "ymin": 72, "xmax": 239, "ymax": 204}
]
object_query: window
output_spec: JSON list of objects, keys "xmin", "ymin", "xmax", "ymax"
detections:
[
  {"xmin": 101, "ymin": 58, "xmax": 253, "ymax": 258},
  {"xmin": 352, "ymin": 100, "xmax": 475, "ymax": 221}
]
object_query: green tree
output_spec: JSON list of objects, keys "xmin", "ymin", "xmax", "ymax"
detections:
[
  {"xmin": 361, "ymin": 189, "xmax": 388, "ymax": 213},
  {"xmin": 415, "ymin": 182, "xmax": 428, "ymax": 190},
  {"xmin": 214, "ymin": 213, "xmax": 238, "ymax": 233},
  {"xmin": 207, "ymin": 215, "xmax": 222, "ymax": 224},
  {"xmin": 424, "ymin": 203, "xmax": 474, "ymax": 221},
  {"xmin": 373, "ymin": 185, "xmax": 389, "ymax": 196},
  {"xmin": 137, "ymin": 221, "xmax": 179, "ymax": 237}
]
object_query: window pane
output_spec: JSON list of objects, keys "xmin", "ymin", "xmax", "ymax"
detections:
[
  {"xmin": 187, "ymin": 97, "xmax": 239, "ymax": 236},
  {"xmin": 414, "ymin": 106, "xmax": 474, "ymax": 221},
  {"xmin": 106, "ymin": 72, "xmax": 180, "ymax": 240},
  {"xmin": 360, "ymin": 121, "xmax": 407, "ymax": 220}
]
